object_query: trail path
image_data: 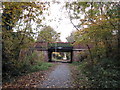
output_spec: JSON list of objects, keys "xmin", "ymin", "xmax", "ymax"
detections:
[
  {"xmin": 39, "ymin": 63, "xmax": 74, "ymax": 88},
  {"xmin": 3, "ymin": 62, "xmax": 77, "ymax": 88}
]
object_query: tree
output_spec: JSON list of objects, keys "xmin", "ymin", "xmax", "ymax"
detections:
[
  {"xmin": 2, "ymin": 2, "xmax": 48, "ymax": 81},
  {"xmin": 65, "ymin": 2, "xmax": 120, "ymax": 88},
  {"xmin": 2, "ymin": 2, "xmax": 46, "ymax": 59},
  {"xmin": 66, "ymin": 2, "xmax": 120, "ymax": 60},
  {"xmin": 66, "ymin": 31, "xmax": 75, "ymax": 42},
  {"xmin": 37, "ymin": 26, "xmax": 61, "ymax": 42}
]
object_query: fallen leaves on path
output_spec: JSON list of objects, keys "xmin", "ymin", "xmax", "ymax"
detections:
[
  {"xmin": 3, "ymin": 71, "xmax": 46, "ymax": 88},
  {"xmin": 3, "ymin": 63, "xmax": 90, "ymax": 89},
  {"xmin": 2, "ymin": 63, "xmax": 57, "ymax": 89}
]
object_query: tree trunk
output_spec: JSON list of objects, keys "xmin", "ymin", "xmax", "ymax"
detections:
[
  {"xmin": 117, "ymin": 3, "xmax": 120, "ymax": 60},
  {"xmin": 95, "ymin": 39, "xmax": 100, "ymax": 59},
  {"xmin": 117, "ymin": 23, "xmax": 120, "ymax": 60},
  {"xmin": 86, "ymin": 44, "xmax": 93, "ymax": 64}
]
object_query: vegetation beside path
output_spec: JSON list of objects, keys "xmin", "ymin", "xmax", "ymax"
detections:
[
  {"xmin": 3, "ymin": 51, "xmax": 53, "ymax": 84},
  {"xmin": 71, "ymin": 59, "xmax": 120, "ymax": 88},
  {"xmin": 66, "ymin": 2, "xmax": 120, "ymax": 88},
  {"xmin": 3, "ymin": 62, "xmax": 54, "ymax": 88},
  {"xmin": 70, "ymin": 62, "xmax": 91, "ymax": 88}
]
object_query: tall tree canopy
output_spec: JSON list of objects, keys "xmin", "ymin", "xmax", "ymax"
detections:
[
  {"xmin": 66, "ymin": 2, "xmax": 120, "ymax": 61},
  {"xmin": 66, "ymin": 31, "xmax": 75, "ymax": 42},
  {"xmin": 37, "ymin": 26, "xmax": 61, "ymax": 42},
  {"xmin": 2, "ymin": 2, "xmax": 48, "ymax": 81},
  {"xmin": 65, "ymin": 2, "xmax": 120, "ymax": 88},
  {"xmin": 2, "ymin": 2, "xmax": 47, "ymax": 60}
]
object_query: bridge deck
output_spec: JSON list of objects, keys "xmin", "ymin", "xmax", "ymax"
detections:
[{"xmin": 34, "ymin": 42, "xmax": 89, "ymax": 51}]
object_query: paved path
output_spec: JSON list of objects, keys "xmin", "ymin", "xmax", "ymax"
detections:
[{"xmin": 39, "ymin": 63, "xmax": 73, "ymax": 88}]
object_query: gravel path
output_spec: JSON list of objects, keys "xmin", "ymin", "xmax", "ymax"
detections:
[{"xmin": 39, "ymin": 63, "xmax": 74, "ymax": 88}]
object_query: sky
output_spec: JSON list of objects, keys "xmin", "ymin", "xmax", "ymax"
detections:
[
  {"xmin": 12, "ymin": 0, "xmax": 78, "ymax": 42},
  {"xmin": 40, "ymin": 0, "xmax": 77, "ymax": 42},
  {"xmin": 6, "ymin": 0, "xmax": 120, "ymax": 42},
  {"xmin": 38, "ymin": 0, "xmax": 119, "ymax": 42}
]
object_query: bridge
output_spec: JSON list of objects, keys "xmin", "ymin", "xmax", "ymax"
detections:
[{"xmin": 33, "ymin": 41, "xmax": 89, "ymax": 62}]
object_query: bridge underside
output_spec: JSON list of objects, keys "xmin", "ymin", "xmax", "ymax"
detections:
[{"xmin": 48, "ymin": 47, "xmax": 73, "ymax": 63}]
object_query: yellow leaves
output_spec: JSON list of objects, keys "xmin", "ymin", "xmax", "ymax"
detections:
[
  {"xmin": 73, "ymin": 13, "xmax": 116, "ymax": 45},
  {"xmin": 80, "ymin": 19, "xmax": 86, "ymax": 22},
  {"xmin": 81, "ymin": 15, "xmax": 109, "ymax": 27},
  {"xmin": 96, "ymin": 15, "xmax": 106, "ymax": 19},
  {"xmin": 82, "ymin": 22, "xmax": 91, "ymax": 26}
]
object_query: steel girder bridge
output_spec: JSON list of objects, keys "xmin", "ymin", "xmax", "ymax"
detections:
[{"xmin": 33, "ymin": 42, "xmax": 87, "ymax": 63}]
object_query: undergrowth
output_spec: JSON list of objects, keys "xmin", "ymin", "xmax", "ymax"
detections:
[
  {"xmin": 73, "ymin": 58, "xmax": 120, "ymax": 88},
  {"xmin": 3, "ymin": 51, "xmax": 53, "ymax": 83}
]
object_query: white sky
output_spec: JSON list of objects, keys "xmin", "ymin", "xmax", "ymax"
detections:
[
  {"xmin": 13, "ymin": 0, "xmax": 84, "ymax": 42},
  {"xmin": 12, "ymin": 0, "xmax": 77, "ymax": 42},
  {"xmin": 40, "ymin": 0, "xmax": 78, "ymax": 42},
  {"xmin": 39, "ymin": 0, "xmax": 119, "ymax": 42},
  {"xmin": 7, "ymin": 0, "xmax": 120, "ymax": 42}
]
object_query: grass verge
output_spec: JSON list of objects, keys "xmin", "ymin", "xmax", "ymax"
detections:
[{"xmin": 30, "ymin": 62, "xmax": 53, "ymax": 72}]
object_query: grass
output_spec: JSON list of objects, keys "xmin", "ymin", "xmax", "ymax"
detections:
[
  {"xmin": 30, "ymin": 62, "xmax": 53, "ymax": 72},
  {"xmin": 71, "ymin": 61, "xmax": 81, "ymax": 65}
]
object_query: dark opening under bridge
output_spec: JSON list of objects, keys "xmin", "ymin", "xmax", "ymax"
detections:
[{"xmin": 33, "ymin": 42, "xmax": 89, "ymax": 62}]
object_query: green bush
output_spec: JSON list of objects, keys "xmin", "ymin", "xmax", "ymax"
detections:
[
  {"xmin": 19, "ymin": 51, "xmax": 53, "ymax": 73},
  {"xmin": 77, "ymin": 58, "xmax": 120, "ymax": 88}
]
